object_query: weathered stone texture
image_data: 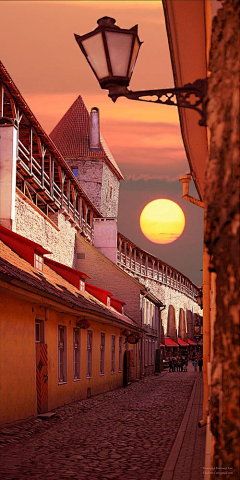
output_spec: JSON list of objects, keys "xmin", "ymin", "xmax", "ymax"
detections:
[
  {"xmin": 206, "ymin": 0, "xmax": 240, "ymax": 475},
  {"xmin": 71, "ymin": 157, "xmax": 103, "ymax": 213},
  {"xmin": 101, "ymin": 161, "xmax": 120, "ymax": 217},
  {"xmin": 66, "ymin": 157, "xmax": 119, "ymax": 218},
  {"xmin": 15, "ymin": 193, "xmax": 77, "ymax": 267},
  {"xmin": 125, "ymin": 271, "xmax": 201, "ymax": 337}
]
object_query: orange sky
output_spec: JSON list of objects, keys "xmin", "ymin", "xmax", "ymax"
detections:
[
  {"xmin": 0, "ymin": 0, "xmax": 185, "ymax": 177},
  {"xmin": 0, "ymin": 0, "xmax": 204, "ymax": 285}
]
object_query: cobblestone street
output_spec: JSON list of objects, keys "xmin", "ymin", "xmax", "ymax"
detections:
[{"xmin": 0, "ymin": 369, "xmax": 205, "ymax": 480}]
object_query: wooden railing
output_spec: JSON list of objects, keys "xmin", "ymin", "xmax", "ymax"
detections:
[
  {"xmin": 117, "ymin": 250, "xmax": 197, "ymax": 300},
  {"xmin": 17, "ymin": 139, "xmax": 93, "ymax": 241}
]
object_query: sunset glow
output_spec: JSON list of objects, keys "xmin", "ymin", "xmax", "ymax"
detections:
[{"xmin": 140, "ymin": 199, "xmax": 185, "ymax": 244}]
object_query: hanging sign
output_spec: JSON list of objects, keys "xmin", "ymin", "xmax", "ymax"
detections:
[
  {"xmin": 194, "ymin": 334, "xmax": 202, "ymax": 344},
  {"xmin": 126, "ymin": 334, "xmax": 139, "ymax": 345}
]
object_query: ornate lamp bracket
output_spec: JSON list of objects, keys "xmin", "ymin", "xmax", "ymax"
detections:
[{"xmin": 108, "ymin": 78, "xmax": 207, "ymax": 126}]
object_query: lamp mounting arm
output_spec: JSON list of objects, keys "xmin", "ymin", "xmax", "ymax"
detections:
[{"xmin": 108, "ymin": 78, "xmax": 207, "ymax": 126}]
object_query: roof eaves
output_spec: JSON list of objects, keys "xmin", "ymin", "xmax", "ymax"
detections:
[{"xmin": 0, "ymin": 62, "xmax": 102, "ymax": 218}]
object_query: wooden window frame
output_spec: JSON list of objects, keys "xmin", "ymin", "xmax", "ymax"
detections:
[
  {"xmin": 86, "ymin": 330, "xmax": 93, "ymax": 379},
  {"xmin": 58, "ymin": 325, "xmax": 67, "ymax": 384},
  {"xmin": 100, "ymin": 332, "xmax": 105, "ymax": 376},
  {"xmin": 111, "ymin": 334, "xmax": 116, "ymax": 374},
  {"xmin": 73, "ymin": 327, "xmax": 81, "ymax": 381},
  {"xmin": 118, "ymin": 336, "xmax": 123, "ymax": 373},
  {"xmin": 35, "ymin": 320, "xmax": 44, "ymax": 343},
  {"xmin": 35, "ymin": 253, "xmax": 44, "ymax": 272}
]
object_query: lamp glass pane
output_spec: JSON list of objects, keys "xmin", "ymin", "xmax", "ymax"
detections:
[
  {"xmin": 106, "ymin": 31, "xmax": 133, "ymax": 76},
  {"xmin": 82, "ymin": 33, "xmax": 109, "ymax": 80},
  {"xmin": 128, "ymin": 37, "xmax": 141, "ymax": 77}
]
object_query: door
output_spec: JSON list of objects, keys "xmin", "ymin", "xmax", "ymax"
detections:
[
  {"xmin": 123, "ymin": 350, "xmax": 131, "ymax": 387},
  {"xmin": 35, "ymin": 321, "xmax": 48, "ymax": 414}
]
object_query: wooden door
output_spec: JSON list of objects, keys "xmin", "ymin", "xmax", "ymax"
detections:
[
  {"xmin": 123, "ymin": 350, "xmax": 131, "ymax": 387},
  {"xmin": 36, "ymin": 343, "xmax": 48, "ymax": 414}
]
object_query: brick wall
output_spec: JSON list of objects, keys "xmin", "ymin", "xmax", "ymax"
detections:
[{"xmin": 205, "ymin": 0, "xmax": 240, "ymax": 474}]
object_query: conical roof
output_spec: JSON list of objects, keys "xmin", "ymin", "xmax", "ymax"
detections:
[{"xmin": 49, "ymin": 96, "xmax": 123, "ymax": 179}]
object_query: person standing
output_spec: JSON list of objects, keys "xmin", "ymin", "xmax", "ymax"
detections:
[
  {"xmin": 168, "ymin": 358, "xmax": 173, "ymax": 372},
  {"xmin": 198, "ymin": 357, "xmax": 203, "ymax": 372},
  {"xmin": 181, "ymin": 357, "xmax": 185, "ymax": 372},
  {"xmin": 177, "ymin": 357, "xmax": 182, "ymax": 372},
  {"xmin": 193, "ymin": 359, "xmax": 198, "ymax": 372}
]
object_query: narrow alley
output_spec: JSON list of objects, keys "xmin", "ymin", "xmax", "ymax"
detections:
[{"xmin": 0, "ymin": 367, "xmax": 205, "ymax": 480}]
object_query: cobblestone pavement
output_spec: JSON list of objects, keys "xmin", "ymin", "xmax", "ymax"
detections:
[{"xmin": 0, "ymin": 370, "xmax": 203, "ymax": 480}]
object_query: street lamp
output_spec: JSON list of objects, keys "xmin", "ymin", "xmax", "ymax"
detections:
[{"xmin": 74, "ymin": 16, "xmax": 207, "ymax": 126}]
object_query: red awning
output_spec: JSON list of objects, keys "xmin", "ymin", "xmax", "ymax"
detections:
[
  {"xmin": 178, "ymin": 338, "xmax": 189, "ymax": 346},
  {"xmin": 160, "ymin": 343, "xmax": 165, "ymax": 347},
  {"xmin": 165, "ymin": 337, "xmax": 179, "ymax": 347},
  {"xmin": 187, "ymin": 339, "xmax": 197, "ymax": 346}
]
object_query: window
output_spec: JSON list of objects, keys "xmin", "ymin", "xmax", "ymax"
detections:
[
  {"xmin": 86, "ymin": 331, "xmax": 93, "ymax": 378},
  {"xmin": 58, "ymin": 326, "xmax": 67, "ymax": 384},
  {"xmin": 73, "ymin": 328, "xmax": 80, "ymax": 380},
  {"xmin": 72, "ymin": 168, "xmax": 78, "ymax": 178},
  {"xmin": 111, "ymin": 335, "xmax": 116, "ymax": 374},
  {"xmin": 109, "ymin": 186, "xmax": 113, "ymax": 200},
  {"xmin": 35, "ymin": 253, "xmax": 43, "ymax": 271},
  {"xmin": 100, "ymin": 332, "xmax": 105, "ymax": 375},
  {"xmin": 35, "ymin": 320, "xmax": 44, "ymax": 343},
  {"xmin": 79, "ymin": 279, "xmax": 85, "ymax": 292},
  {"xmin": 118, "ymin": 336, "xmax": 123, "ymax": 372}
]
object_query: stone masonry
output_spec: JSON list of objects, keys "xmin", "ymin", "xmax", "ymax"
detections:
[{"xmin": 15, "ymin": 192, "xmax": 77, "ymax": 268}]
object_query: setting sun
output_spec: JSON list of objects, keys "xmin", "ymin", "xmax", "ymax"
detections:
[{"xmin": 140, "ymin": 199, "xmax": 185, "ymax": 244}]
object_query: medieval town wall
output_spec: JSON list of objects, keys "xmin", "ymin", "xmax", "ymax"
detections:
[
  {"xmin": 15, "ymin": 191, "xmax": 77, "ymax": 268},
  {"xmin": 76, "ymin": 234, "xmax": 142, "ymax": 325},
  {"xmin": 126, "ymin": 272, "xmax": 201, "ymax": 337}
]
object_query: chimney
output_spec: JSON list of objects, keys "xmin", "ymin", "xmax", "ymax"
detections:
[
  {"xmin": 93, "ymin": 218, "xmax": 117, "ymax": 264},
  {"xmin": 90, "ymin": 107, "xmax": 100, "ymax": 150}
]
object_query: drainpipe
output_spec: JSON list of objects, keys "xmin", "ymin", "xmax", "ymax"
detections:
[
  {"xmin": 179, "ymin": 174, "xmax": 204, "ymax": 208},
  {"xmin": 179, "ymin": 173, "xmax": 210, "ymax": 427}
]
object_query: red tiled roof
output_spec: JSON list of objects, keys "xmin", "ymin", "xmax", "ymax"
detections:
[
  {"xmin": 165, "ymin": 338, "xmax": 179, "ymax": 347},
  {"xmin": 0, "ymin": 240, "xmax": 138, "ymax": 330},
  {"xmin": 49, "ymin": 96, "xmax": 123, "ymax": 179},
  {"xmin": 178, "ymin": 338, "xmax": 189, "ymax": 346}
]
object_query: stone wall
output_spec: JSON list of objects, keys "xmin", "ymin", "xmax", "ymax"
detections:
[
  {"xmin": 101, "ymin": 162, "xmax": 120, "ymax": 218},
  {"xmin": 76, "ymin": 234, "xmax": 142, "ymax": 325},
  {"xmin": 70, "ymin": 158, "xmax": 103, "ymax": 213},
  {"xmin": 205, "ymin": 0, "xmax": 240, "ymax": 475},
  {"xmin": 15, "ymin": 192, "xmax": 77, "ymax": 268},
  {"xmin": 123, "ymin": 271, "xmax": 201, "ymax": 337},
  {"xmin": 66, "ymin": 157, "xmax": 120, "ymax": 218}
]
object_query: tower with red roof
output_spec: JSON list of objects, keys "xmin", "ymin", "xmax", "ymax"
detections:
[{"xmin": 50, "ymin": 96, "xmax": 124, "ymax": 218}]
